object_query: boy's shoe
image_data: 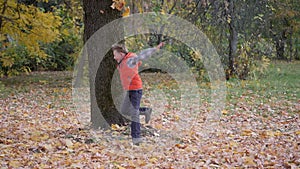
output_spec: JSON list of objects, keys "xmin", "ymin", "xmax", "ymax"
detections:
[
  {"xmin": 140, "ymin": 108, "xmax": 152, "ymax": 124},
  {"xmin": 145, "ymin": 108, "xmax": 152, "ymax": 124},
  {"xmin": 132, "ymin": 137, "xmax": 142, "ymax": 146}
]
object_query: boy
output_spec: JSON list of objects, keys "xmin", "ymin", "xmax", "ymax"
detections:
[{"xmin": 112, "ymin": 42, "xmax": 164, "ymax": 145}]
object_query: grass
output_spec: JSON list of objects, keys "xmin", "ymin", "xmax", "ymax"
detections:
[
  {"xmin": 227, "ymin": 61, "xmax": 299, "ymax": 101},
  {"xmin": 0, "ymin": 71, "xmax": 72, "ymax": 98},
  {"xmin": 225, "ymin": 61, "xmax": 299, "ymax": 116}
]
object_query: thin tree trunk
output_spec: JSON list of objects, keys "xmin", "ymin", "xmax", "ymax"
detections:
[
  {"xmin": 227, "ymin": 0, "xmax": 237, "ymax": 77},
  {"xmin": 276, "ymin": 30, "xmax": 287, "ymax": 60},
  {"xmin": 288, "ymin": 29, "xmax": 293, "ymax": 61}
]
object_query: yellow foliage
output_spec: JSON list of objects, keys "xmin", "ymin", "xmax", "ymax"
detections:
[
  {"xmin": 0, "ymin": 56, "xmax": 14, "ymax": 67},
  {"xmin": 191, "ymin": 49, "xmax": 202, "ymax": 61},
  {"xmin": 122, "ymin": 6, "xmax": 130, "ymax": 17},
  {"xmin": 137, "ymin": 0, "xmax": 143, "ymax": 13},
  {"xmin": 0, "ymin": 1, "xmax": 62, "ymax": 57}
]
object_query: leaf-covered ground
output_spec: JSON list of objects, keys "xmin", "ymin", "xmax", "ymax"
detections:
[{"xmin": 0, "ymin": 62, "xmax": 299, "ymax": 168}]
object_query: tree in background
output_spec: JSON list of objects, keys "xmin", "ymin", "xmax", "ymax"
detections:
[
  {"xmin": 268, "ymin": 0, "xmax": 300, "ymax": 61},
  {"xmin": 0, "ymin": 0, "xmax": 60, "ymax": 74},
  {"xmin": 0, "ymin": 0, "xmax": 82, "ymax": 76}
]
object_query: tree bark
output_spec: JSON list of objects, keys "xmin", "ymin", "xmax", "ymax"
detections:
[
  {"xmin": 288, "ymin": 28, "xmax": 293, "ymax": 61},
  {"xmin": 227, "ymin": 0, "xmax": 238, "ymax": 77},
  {"xmin": 83, "ymin": 0, "xmax": 127, "ymax": 129},
  {"xmin": 275, "ymin": 30, "xmax": 287, "ymax": 60}
]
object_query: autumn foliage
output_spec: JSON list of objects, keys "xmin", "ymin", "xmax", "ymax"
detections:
[{"xmin": 0, "ymin": 0, "xmax": 82, "ymax": 76}]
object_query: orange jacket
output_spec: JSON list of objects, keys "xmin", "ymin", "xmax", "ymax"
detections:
[{"xmin": 117, "ymin": 52, "xmax": 142, "ymax": 90}]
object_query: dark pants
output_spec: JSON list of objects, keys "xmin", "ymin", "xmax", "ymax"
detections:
[{"xmin": 121, "ymin": 90, "xmax": 150, "ymax": 138}]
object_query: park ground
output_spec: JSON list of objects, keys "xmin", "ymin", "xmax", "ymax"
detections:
[{"xmin": 0, "ymin": 61, "xmax": 299, "ymax": 168}]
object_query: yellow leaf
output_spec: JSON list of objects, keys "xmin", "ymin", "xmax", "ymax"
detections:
[
  {"xmin": 43, "ymin": 144, "xmax": 53, "ymax": 151},
  {"xmin": 149, "ymin": 157, "xmax": 158, "ymax": 163},
  {"xmin": 137, "ymin": 1, "xmax": 143, "ymax": 13},
  {"xmin": 222, "ymin": 110, "xmax": 228, "ymax": 115},
  {"xmin": 260, "ymin": 130, "xmax": 279, "ymax": 138},
  {"xmin": 1, "ymin": 57, "xmax": 14, "ymax": 67},
  {"xmin": 111, "ymin": 124, "xmax": 120, "ymax": 130},
  {"xmin": 274, "ymin": 131, "xmax": 282, "ymax": 136},
  {"xmin": 31, "ymin": 131, "xmax": 42, "ymax": 142},
  {"xmin": 241, "ymin": 129, "xmax": 252, "ymax": 136},
  {"xmin": 114, "ymin": 164, "xmax": 126, "ymax": 169},
  {"xmin": 174, "ymin": 115, "xmax": 180, "ymax": 121},
  {"xmin": 154, "ymin": 123, "xmax": 163, "ymax": 130},
  {"xmin": 229, "ymin": 141, "xmax": 238, "ymax": 147},
  {"xmin": 295, "ymin": 130, "xmax": 300, "ymax": 135},
  {"xmin": 227, "ymin": 15, "xmax": 231, "ymax": 24},
  {"xmin": 62, "ymin": 88, "xmax": 68, "ymax": 93},
  {"xmin": 243, "ymin": 157, "xmax": 256, "ymax": 166},
  {"xmin": 266, "ymin": 131, "xmax": 274, "ymax": 137},
  {"xmin": 71, "ymin": 163, "xmax": 85, "ymax": 168},
  {"xmin": 65, "ymin": 139, "xmax": 73, "ymax": 148},
  {"xmin": 111, "ymin": 0, "xmax": 126, "ymax": 11},
  {"xmin": 122, "ymin": 6, "xmax": 130, "ymax": 17},
  {"xmin": 40, "ymin": 133, "xmax": 49, "ymax": 141},
  {"xmin": 9, "ymin": 161, "xmax": 22, "ymax": 168},
  {"xmin": 175, "ymin": 143, "xmax": 187, "ymax": 149}
]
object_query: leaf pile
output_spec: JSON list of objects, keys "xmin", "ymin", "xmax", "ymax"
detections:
[{"xmin": 0, "ymin": 71, "xmax": 299, "ymax": 168}]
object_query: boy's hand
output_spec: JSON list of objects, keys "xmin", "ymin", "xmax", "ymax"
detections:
[{"xmin": 156, "ymin": 42, "xmax": 164, "ymax": 49}]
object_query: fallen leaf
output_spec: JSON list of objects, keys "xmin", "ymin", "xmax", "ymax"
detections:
[
  {"xmin": 9, "ymin": 161, "xmax": 22, "ymax": 168},
  {"xmin": 241, "ymin": 129, "xmax": 252, "ymax": 136},
  {"xmin": 175, "ymin": 144, "xmax": 187, "ymax": 149},
  {"xmin": 149, "ymin": 157, "xmax": 158, "ymax": 163},
  {"xmin": 122, "ymin": 6, "xmax": 130, "ymax": 17},
  {"xmin": 243, "ymin": 157, "xmax": 256, "ymax": 166},
  {"xmin": 114, "ymin": 163, "xmax": 126, "ymax": 169},
  {"xmin": 222, "ymin": 110, "xmax": 228, "ymax": 115},
  {"xmin": 64, "ymin": 139, "xmax": 73, "ymax": 148}
]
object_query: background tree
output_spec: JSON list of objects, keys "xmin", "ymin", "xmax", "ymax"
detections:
[
  {"xmin": 0, "ymin": 0, "xmax": 61, "ymax": 75},
  {"xmin": 268, "ymin": 0, "xmax": 300, "ymax": 61},
  {"xmin": 0, "ymin": 0, "xmax": 82, "ymax": 76}
]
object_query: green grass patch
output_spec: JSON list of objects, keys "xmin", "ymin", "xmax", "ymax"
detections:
[
  {"xmin": 227, "ymin": 61, "xmax": 299, "ymax": 101},
  {"xmin": 225, "ymin": 61, "xmax": 299, "ymax": 115}
]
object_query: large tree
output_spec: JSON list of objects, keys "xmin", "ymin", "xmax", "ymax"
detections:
[{"xmin": 83, "ymin": 0, "xmax": 127, "ymax": 129}]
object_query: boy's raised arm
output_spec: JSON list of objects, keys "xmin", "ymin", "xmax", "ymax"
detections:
[{"xmin": 127, "ymin": 42, "xmax": 164, "ymax": 68}]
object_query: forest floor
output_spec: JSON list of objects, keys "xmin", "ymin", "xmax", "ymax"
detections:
[{"xmin": 0, "ymin": 61, "xmax": 299, "ymax": 168}]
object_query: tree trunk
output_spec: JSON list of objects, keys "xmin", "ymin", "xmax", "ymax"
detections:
[
  {"xmin": 276, "ymin": 30, "xmax": 287, "ymax": 60},
  {"xmin": 83, "ymin": 0, "xmax": 127, "ymax": 129},
  {"xmin": 227, "ymin": 0, "xmax": 238, "ymax": 77},
  {"xmin": 288, "ymin": 28, "xmax": 293, "ymax": 61}
]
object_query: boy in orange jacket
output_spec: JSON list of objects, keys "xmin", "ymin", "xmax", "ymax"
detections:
[{"xmin": 112, "ymin": 42, "xmax": 164, "ymax": 145}]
